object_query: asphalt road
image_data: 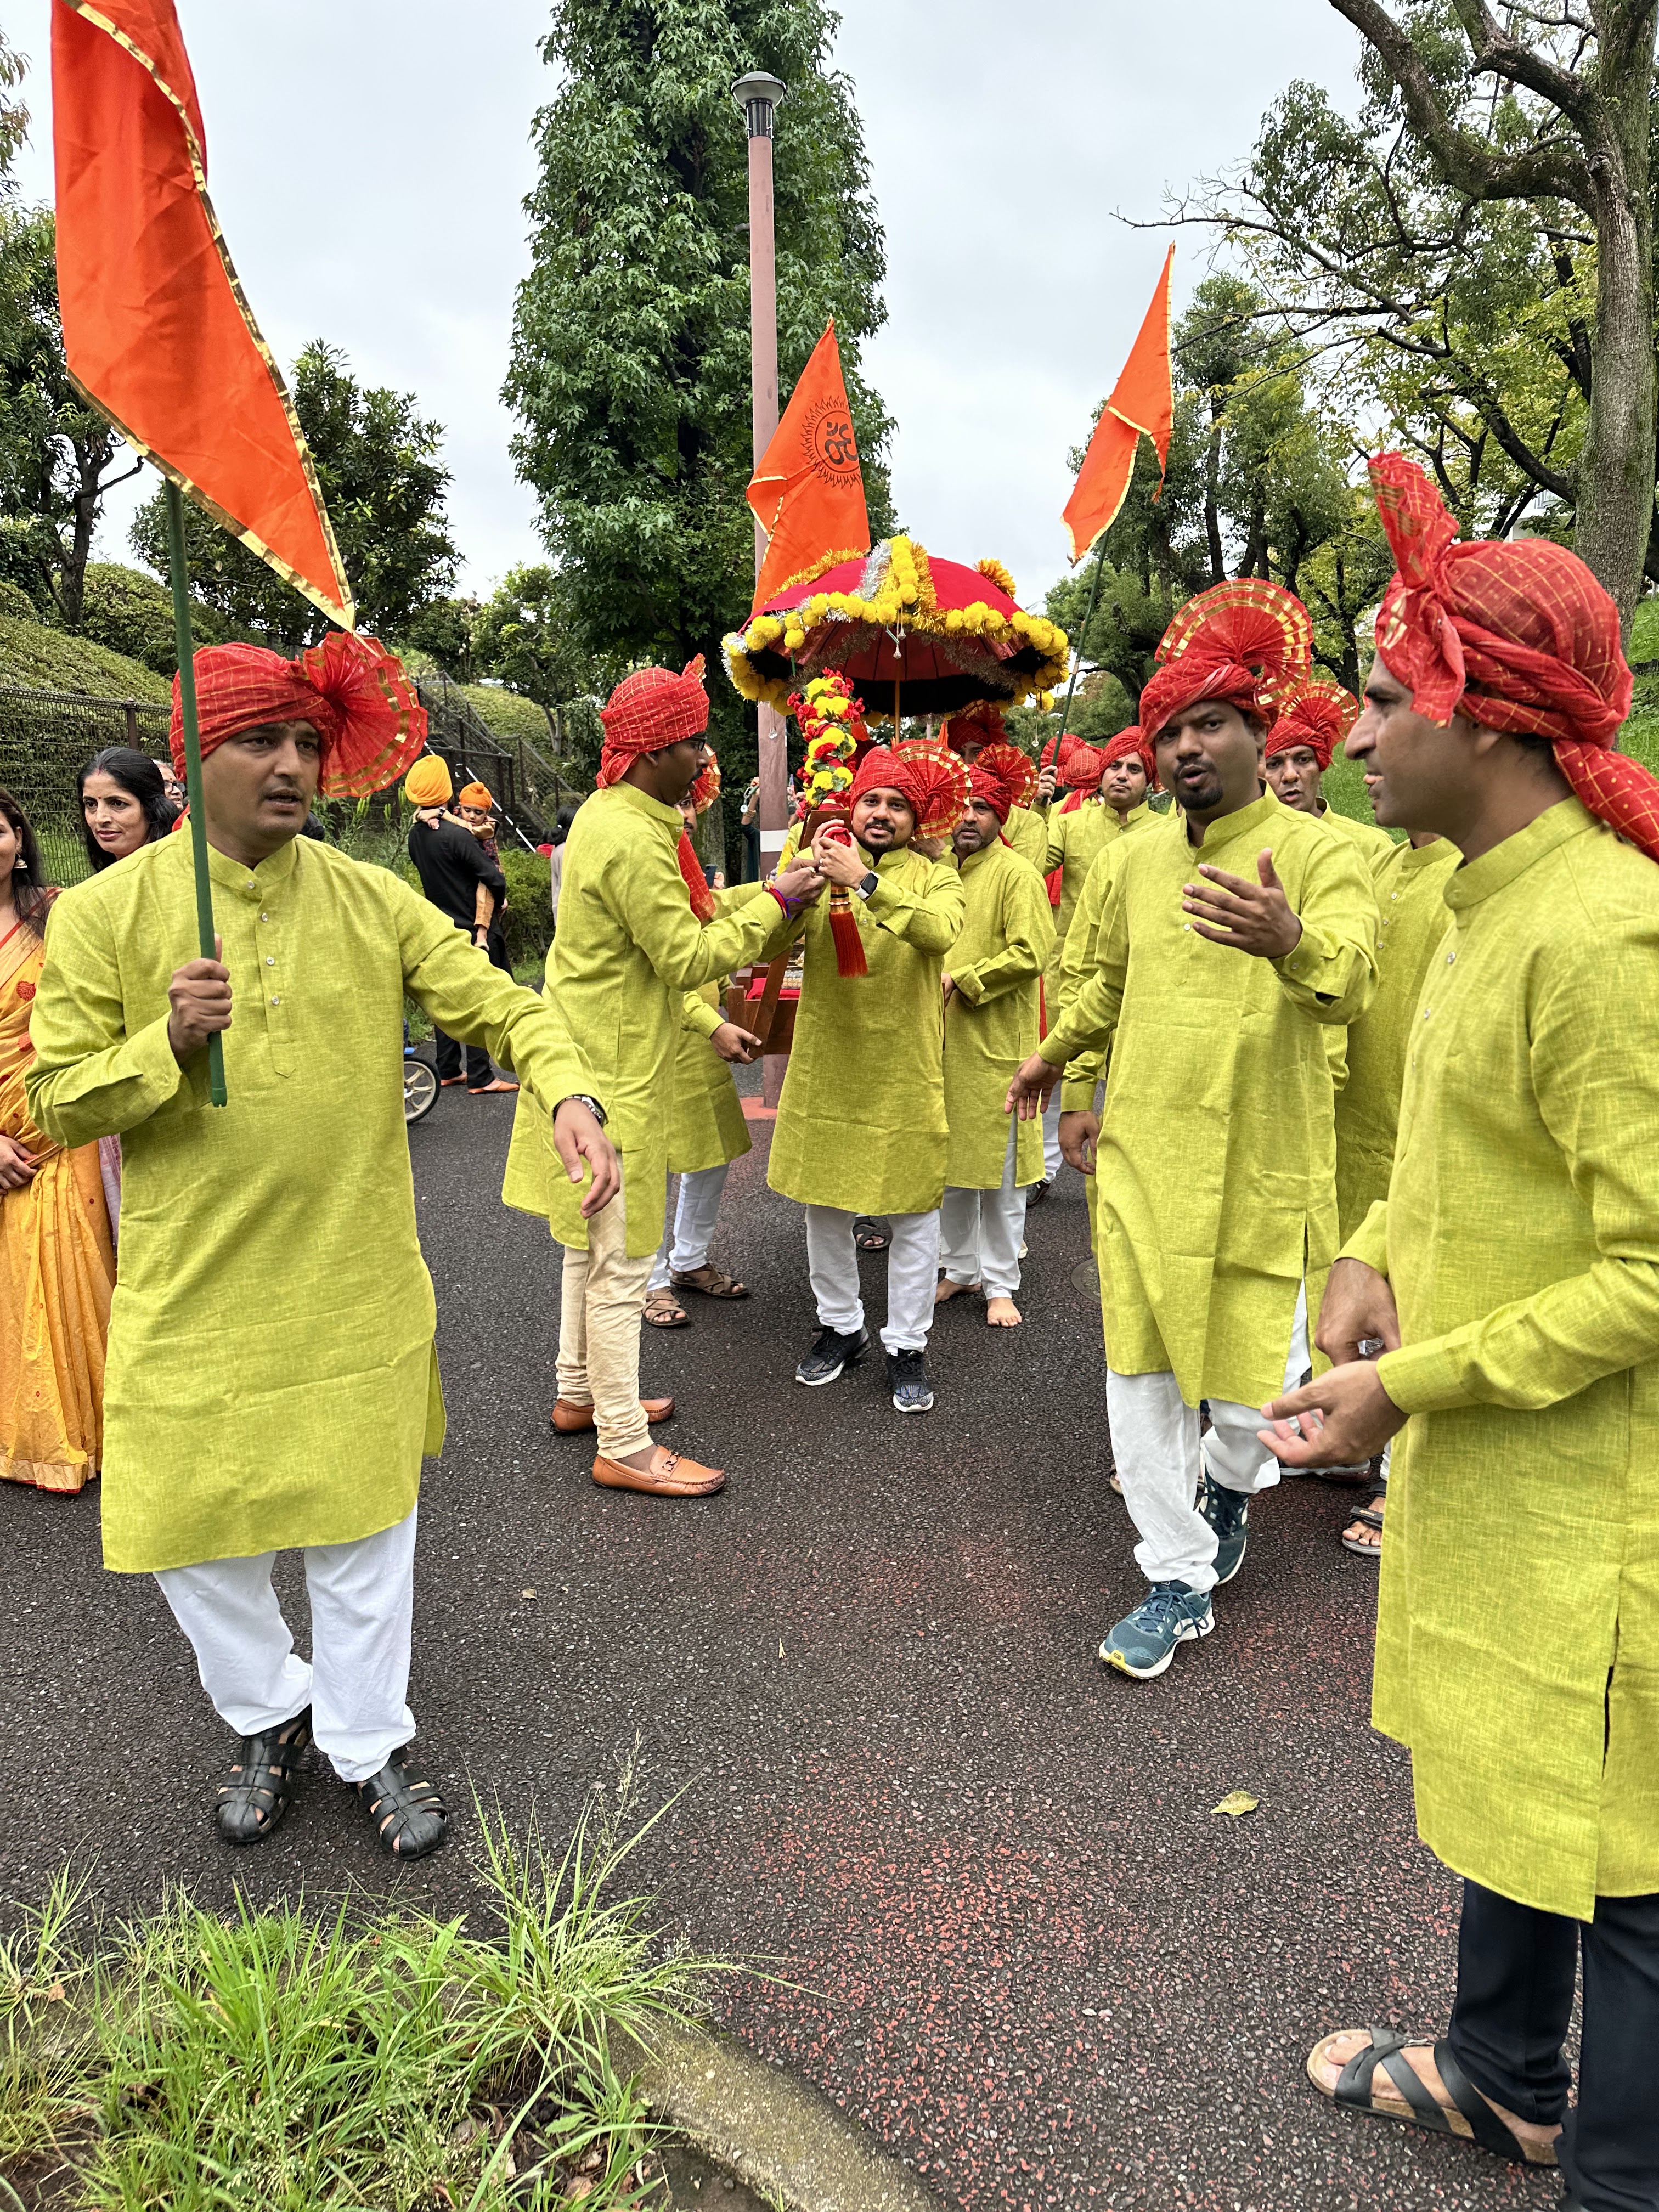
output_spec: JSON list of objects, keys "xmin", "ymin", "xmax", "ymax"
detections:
[{"xmin": 0, "ymin": 1080, "xmax": 1564, "ymax": 2212}]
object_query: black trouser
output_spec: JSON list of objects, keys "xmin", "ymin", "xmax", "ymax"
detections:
[
  {"xmin": 433, "ymin": 1029, "xmax": 492, "ymax": 1087},
  {"xmin": 1447, "ymin": 1879, "xmax": 1659, "ymax": 2210}
]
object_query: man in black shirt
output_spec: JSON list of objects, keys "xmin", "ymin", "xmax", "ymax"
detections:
[{"xmin": 402, "ymin": 755, "xmax": 517, "ymax": 1094}]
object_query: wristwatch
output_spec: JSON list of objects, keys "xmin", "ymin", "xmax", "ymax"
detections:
[
  {"xmin": 558, "ymin": 1093, "xmax": 608, "ymax": 1127},
  {"xmin": 854, "ymin": 870, "xmax": 879, "ymax": 900}
]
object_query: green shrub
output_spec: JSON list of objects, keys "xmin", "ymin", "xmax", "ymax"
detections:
[
  {"xmin": 78, "ymin": 562, "xmax": 224, "ymax": 677},
  {"xmin": 0, "ymin": 608, "xmax": 171, "ymax": 701},
  {"xmin": 500, "ymin": 844, "xmax": 554, "ymax": 970}
]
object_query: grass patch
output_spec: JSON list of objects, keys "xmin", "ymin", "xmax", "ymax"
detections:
[{"xmin": 1, "ymin": 1779, "xmax": 711, "ymax": 2210}]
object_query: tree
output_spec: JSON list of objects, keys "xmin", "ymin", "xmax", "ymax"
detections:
[
  {"xmin": 129, "ymin": 340, "xmax": 459, "ymax": 650},
  {"xmin": 0, "ymin": 207, "xmax": 145, "ymax": 628},
  {"xmin": 505, "ymin": 0, "xmax": 895, "ymax": 787},
  {"xmin": 1045, "ymin": 278, "xmax": 1393, "ymax": 702},
  {"xmin": 470, "ymin": 564, "xmax": 622, "ymax": 710},
  {"xmin": 0, "ymin": 26, "xmax": 27, "ymax": 192},
  {"xmin": 1189, "ymin": 0, "xmax": 1659, "ymax": 623}
]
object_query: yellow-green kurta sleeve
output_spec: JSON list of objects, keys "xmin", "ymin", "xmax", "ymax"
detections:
[
  {"xmin": 667, "ymin": 982, "xmax": 752, "ymax": 1175},
  {"xmin": 26, "ymin": 833, "xmax": 587, "ymax": 1575},
  {"xmin": 1004, "ymin": 803, "xmax": 1047, "ymax": 870},
  {"xmin": 1362, "ymin": 800, "xmax": 1659, "ymax": 1917},
  {"xmin": 943, "ymin": 842, "xmax": 1053, "ymax": 1189},
  {"xmin": 1333, "ymin": 837, "xmax": 1459, "ymax": 1241},
  {"xmin": 767, "ymin": 845, "xmax": 965, "ymax": 1214},
  {"xmin": 1039, "ymin": 789, "xmax": 1377, "ymax": 1407},
  {"xmin": 501, "ymin": 782, "xmax": 779, "ymax": 1257}
]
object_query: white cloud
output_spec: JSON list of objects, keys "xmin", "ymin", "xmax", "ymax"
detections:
[{"xmin": 8, "ymin": 0, "xmax": 1364, "ymax": 616}]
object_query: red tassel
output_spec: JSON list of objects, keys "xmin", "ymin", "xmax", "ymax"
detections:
[{"xmin": 829, "ymin": 891, "xmax": 868, "ymax": 978}]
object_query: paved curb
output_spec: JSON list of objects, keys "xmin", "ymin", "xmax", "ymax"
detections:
[{"xmin": 613, "ymin": 2019, "xmax": 945, "ymax": 2212}]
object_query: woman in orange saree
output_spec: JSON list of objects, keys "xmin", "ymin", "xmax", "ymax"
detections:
[{"xmin": 0, "ymin": 789, "xmax": 115, "ymax": 1492}]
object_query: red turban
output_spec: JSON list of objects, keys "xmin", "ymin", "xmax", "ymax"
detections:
[
  {"xmin": 1060, "ymin": 741, "xmax": 1109, "ymax": 793},
  {"xmin": 1264, "ymin": 681, "xmax": 1358, "ymax": 772},
  {"xmin": 596, "ymin": 656, "xmax": 709, "ymax": 789},
  {"xmin": 943, "ymin": 699, "xmax": 1006, "ymax": 756},
  {"xmin": 1138, "ymin": 579, "xmax": 1313, "ymax": 744},
  {"xmin": 968, "ymin": 760, "xmax": 1014, "ymax": 823},
  {"xmin": 973, "ymin": 740, "xmax": 1037, "ymax": 818},
  {"xmin": 1101, "ymin": 725, "xmax": 1158, "ymax": 787},
  {"xmin": 171, "ymin": 633, "xmax": 427, "ymax": 799},
  {"xmin": 1367, "ymin": 453, "xmax": 1650, "ymax": 854},
  {"xmin": 849, "ymin": 741, "xmax": 970, "ymax": 839}
]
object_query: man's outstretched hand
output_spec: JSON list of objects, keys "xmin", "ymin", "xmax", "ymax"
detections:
[
  {"xmin": 552, "ymin": 1097, "xmax": 620, "ymax": 1218},
  {"xmin": 1005, "ymin": 1049, "xmax": 1063, "ymax": 1121},
  {"xmin": 1182, "ymin": 849, "xmax": 1302, "ymax": 958}
]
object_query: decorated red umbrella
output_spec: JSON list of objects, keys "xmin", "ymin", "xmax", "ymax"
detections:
[{"xmin": 724, "ymin": 537, "xmax": 1069, "ymax": 724}]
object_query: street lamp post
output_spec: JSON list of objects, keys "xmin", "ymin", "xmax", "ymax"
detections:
[{"xmin": 733, "ymin": 70, "xmax": 788, "ymax": 878}]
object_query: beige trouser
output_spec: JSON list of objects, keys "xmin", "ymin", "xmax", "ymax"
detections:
[{"xmin": 556, "ymin": 1173, "xmax": 655, "ymax": 1460}]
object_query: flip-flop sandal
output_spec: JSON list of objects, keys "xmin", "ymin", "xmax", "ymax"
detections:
[
  {"xmin": 853, "ymin": 1215, "xmax": 891, "ymax": 1252},
  {"xmin": 644, "ymin": 1286, "xmax": 690, "ymax": 1329},
  {"xmin": 670, "ymin": 1263, "xmax": 750, "ymax": 1300},
  {"xmin": 1308, "ymin": 2027, "xmax": 1557, "ymax": 2166},
  {"xmin": 1341, "ymin": 1503, "xmax": 1385, "ymax": 1556}
]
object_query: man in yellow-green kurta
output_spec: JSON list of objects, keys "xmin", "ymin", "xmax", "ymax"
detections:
[
  {"xmin": 26, "ymin": 636, "xmax": 618, "ymax": 1862},
  {"xmin": 934, "ymin": 751, "xmax": 1053, "ymax": 1327},
  {"xmin": 1008, "ymin": 582, "xmax": 1376, "ymax": 1682},
  {"xmin": 643, "ymin": 792, "xmax": 763, "ymax": 1325},
  {"xmin": 503, "ymin": 659, "xmax": 819, "ymax": 1496},
  {"xmin": 769, "ymin": 742, "xmax": 966, "ymax": 1415},
  {"xmin": 942, "ymin": 701, "xmax": 1046, "ymax": 870},
  {"xmin": 1267, "ymin": 455, "xmax": 1658, "ymax": 2207},
  {"xmin": 1263, "ymin": 679, "xmax": 1395, "ymax": 863}
]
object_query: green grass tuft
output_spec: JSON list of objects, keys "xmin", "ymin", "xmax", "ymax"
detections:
[{"xmin": 1, "ymin": 1778, "xmax": 714, "ymax": 2210}]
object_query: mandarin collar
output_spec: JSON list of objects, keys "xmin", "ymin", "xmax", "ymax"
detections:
[
  {"xmin": 1398, "ymin": 836, "xmax": 1454, "ymax": 876},
  {"xmin": 1443, "ymin": 798, "xmax": 1595, "ymax": 911},
  {"xmin": 204, "ymin": 834, "xmax": 302, "ymax": 900},
  {"xmin": 603, "ymin": 780, "xmax": 684, "ymax": 831}
]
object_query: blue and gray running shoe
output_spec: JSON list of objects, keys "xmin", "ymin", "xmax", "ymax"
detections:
[
  {"xmin": 1198, "ymin": 1469, "xmax": 1250, "ymax": 1584},
  {"xmin": 1098, "ymin": 1582, "xmax": 1214, "ymax": 1679}
]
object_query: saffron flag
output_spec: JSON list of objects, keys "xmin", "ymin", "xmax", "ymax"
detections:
[
  {"xmin": 747, "ymin": 320, "xmax": 870, "ymax": 614},
  {"xmin": 1062, "ymin": 246, "xmax": 1176, "ymax": 564},
  {"xmin": 52, "ymin": 0, "xmax": 354, "ymax": 628}
]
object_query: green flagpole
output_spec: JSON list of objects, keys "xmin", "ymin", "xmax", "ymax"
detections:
[
  {"xmin": 165, "ymin": 479, "xmax": 228, "ymax": 1109},
  {"xmin": 1054, "ymin": 534, "xmax": 1110, "ymax": 750}
]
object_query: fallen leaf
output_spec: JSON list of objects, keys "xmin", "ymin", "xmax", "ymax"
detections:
[
  {"xmin": 43, "ymin": 1982, "xmax": 65, "ymax": 2002},
  {"xmin": 520, "ymin": 1589, "xmax": 537, "ymax": 1600},
  {"xmin": 1212, "ymin": 1790, "xmax": 1260, "ymax": 1818}
]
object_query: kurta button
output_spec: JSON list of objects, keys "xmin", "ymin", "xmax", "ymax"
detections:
[
  {"xmin": 271, "ymin": 995, "xmax": 281, "ymax": 1006},
  {"xmin": 245, "ymin": 878, "xmax": 255, "ymax": 890},
  {"xmin": 259, "ymin": 911, "xmax": 269, "ymax": 922},
  {"xmin": 266, "ymin": 955, "xmax": 275, "ymax": 966},
  {"xmin": 1446, "ymin": 950, "xmax": 1455, "ymax": 962}
]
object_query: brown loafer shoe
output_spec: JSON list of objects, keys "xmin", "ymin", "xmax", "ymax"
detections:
[
  {"xmin": 551, "ymin": 1396, "xmax": 674, "ymax": 1434},
  {"xmin": 591, "ymin": 1446, "xmax": 725, "ymax": 1497}
]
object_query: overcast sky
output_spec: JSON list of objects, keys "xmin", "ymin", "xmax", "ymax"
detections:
[{"xmin": 8, "ymin": 0, "xmax": 1365, "ymax": 616}]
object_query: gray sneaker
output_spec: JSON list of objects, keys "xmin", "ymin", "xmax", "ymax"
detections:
[
  {"xmin": 795, "ymin": 1325, "xmax": 868, "ymax": 1387},
  {"xmin": 1198, "ymin": 1469, "xmax": 1250, "ymax": 1584},
  {"xmin": 1099, "ymin": 1583, "xmax": 1214, "ymax": 1679}
]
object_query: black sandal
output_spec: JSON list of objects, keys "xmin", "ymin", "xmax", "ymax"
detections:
[
  {"xmin": 853, "ymin": 1215, "xmax": 890, "ymax": 1252},
  {"xmin": 354, "ymin": 1753, "xmax": 449, "ymax": 1860},
  {"xmin": 1309, "ymin": 2026, "xmax": 1557, "ymax": 2165},
  {"xmin": 215, "ymin": 1707, "xmax": 312, "ymax": 1846}
]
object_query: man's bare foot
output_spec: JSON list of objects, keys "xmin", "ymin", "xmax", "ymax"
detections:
[
  {"xmin": 934, "ymin": 1277, "xmax": 979, "ymax": 1305},
  {"xmin": 985, "ymin": 1296, "xmax": 1022, "ymax": 1327},
  {"xmin": 1308, "ymin": 2031, "xmax": 1560, "ymax": 2156},
  {"xmin": 1342, "ymin": 1494, "xmax": 1385, "ymax": 1552}
]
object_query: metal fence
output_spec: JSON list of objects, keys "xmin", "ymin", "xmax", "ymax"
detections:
[
  {"xmin": 0, "ymin": 682, "xmax": 171, "ymax": 888},
  {"xmin": 415, "ymin": 674, "xmax": 591, "ymax": 850}
]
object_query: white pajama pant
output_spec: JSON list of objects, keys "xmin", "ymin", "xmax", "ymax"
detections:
[
  {"xmin": 1041, "ymin": 1090, "xmax": 1063, "ymax": 1181},
  {"xmin": 1105, "ymin": 1372, "xmax": 1283, "ymax": 1595},
  {"xmin": 806, "ymin": 1204, "xmax": 940, "ymax": 1353},
  {"xmin": 647, "ymin": 1163, "xmax": 730, "ymax": 1292},
  {"xmin": 155, "ymin": 1507, "xmax": 419, "ymax": 1784},
  {"xmin": 940, "ymin": 1123, "xmax": 1031, "ymax": 1299}
]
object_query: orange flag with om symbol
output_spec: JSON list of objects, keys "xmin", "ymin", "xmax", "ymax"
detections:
[
  {"xmin": 51, "ymin": 0, "xmax": 353, "ymax": 628},
  {"xmin": 1062, "ymin": 246, "xmax": 1176, "ymax": 564},
  {"xmin": 747, "ymin": 321, "xmax": 870, "ymax": 613}
]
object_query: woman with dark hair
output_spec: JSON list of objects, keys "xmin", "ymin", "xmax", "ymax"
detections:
[
  {"xmin": 0, "ymin": 787, "xmax": 115, "ymax": 1492},
  {"xmin": 78, "ymin": 746, "xmax": 175, "ymax": 872}
]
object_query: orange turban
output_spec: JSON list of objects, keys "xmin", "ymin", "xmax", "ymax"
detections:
[
  {"xmin": 456, "ymin": 780, "xmax": 495, "ymax": 809},
  {"xmin": 1100, "ymin": 725, "xmax": 1158, "ymax": 788},
  {"xmin": 849, "ymin": 742, "xmax": 970, "ymax": 839},
  {"xmin": 596, "ymin": 657, "xmax": 709, "ymax": 789},
  {"xmin": 173, "ymin": 633, "xmax": 427, "ymax": 798},
  {"xmin": 402, "ymin": 754, "xmax": 452, "ymax": 808},
  {"xmin": 1264, "ymin": 682, "xmax": 1358, "ymax": 772},
  {"xmin": 1138, "ymin": 580, "xmax": 1313, "ymax": 744},
  {"xmin": 1367, "ymin": 452, "xmax": 1651, "ymax": 854}
]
